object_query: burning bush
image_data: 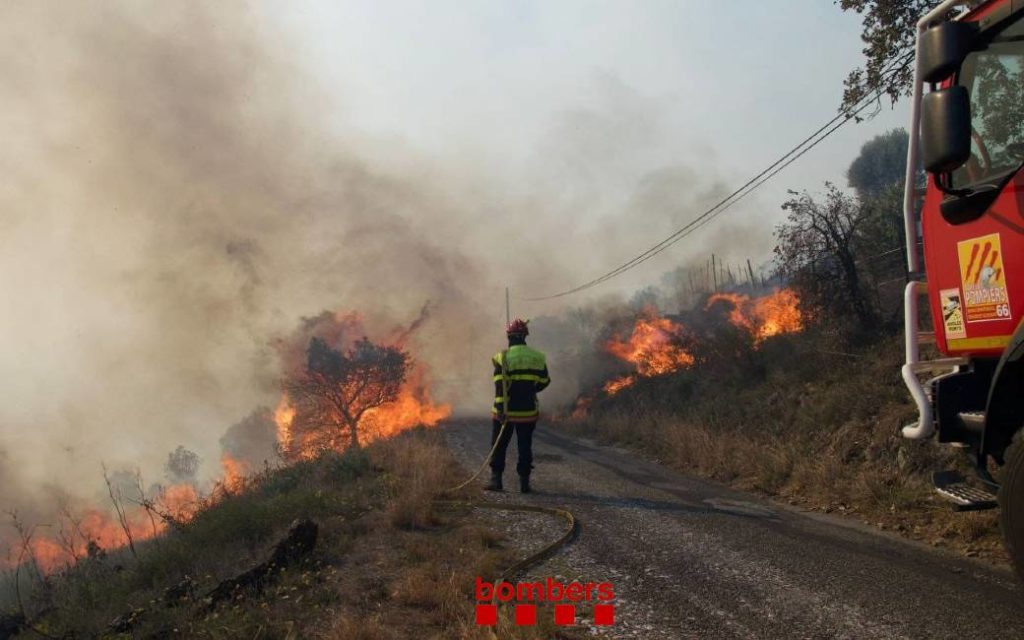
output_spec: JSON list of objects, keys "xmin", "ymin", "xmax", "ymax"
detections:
[
  {"xmin": 570, "ymin": 288, "xmax": 805, "ymax": 416},
  {"xmin": 1, "ymin": 309, "xmax": 450, "ymax": 576},
  {"xmin": 602, "ymin": 309, "xmax": 695, "ymax": 395},
  {"xmin": 705, "ymin": 289, "xmax": 804, "ymax": 344},
  {"xmin": 283, "ymin": 337, "xmax": 411, "ymax": 457},
  {"xmin": 275, "ymin": 311, "xmax": 450, "ymax": 462}
]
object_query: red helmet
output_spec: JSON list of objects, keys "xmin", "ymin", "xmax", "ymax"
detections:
[{"xmin": 506, "ymin": 318, "xmax": 530, "ymax": 337}]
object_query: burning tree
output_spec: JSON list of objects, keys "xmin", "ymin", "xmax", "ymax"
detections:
[{"xmin": 284, "ymin": 336, "xmax": 411, "ymax": 457}]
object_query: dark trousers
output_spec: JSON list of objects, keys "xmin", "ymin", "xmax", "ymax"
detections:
[{"xmin": 490, "ymin": 419, "xmax": 536, "ymax": 476}]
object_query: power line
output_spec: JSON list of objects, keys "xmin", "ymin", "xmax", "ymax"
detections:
[
  {"xmin": 525, "ymin": 69, "xmax": 906, "ymax": 301},
  {"xmin": 525, "ymin": 52, "xmax": 914, "ymax": 302}
]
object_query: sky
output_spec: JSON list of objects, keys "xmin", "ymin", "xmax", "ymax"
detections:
[
  {"xmin": 269, "ymin": 0, "xmax": 908, "ymax": 274},
  {"xmin": 0, "ymin": 1, "xmax": 911, "ymax": 505}
]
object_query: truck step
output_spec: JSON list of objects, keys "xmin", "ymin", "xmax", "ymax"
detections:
[
  {"xmin": 932, "ymin": 470, "xmax": 997, "ymax": 511},
  {"xmin": 956, "ymin": 411, "xmax": 985, "ymax": 434}
]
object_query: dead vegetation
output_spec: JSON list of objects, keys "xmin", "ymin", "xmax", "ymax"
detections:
[
  {"xmin": 566, "ymin": 330, "xmax": 1006, "ymax": 564},
  {"xmin": 1, "ymin": 430, "xmax": 586, "ymax": 639}
]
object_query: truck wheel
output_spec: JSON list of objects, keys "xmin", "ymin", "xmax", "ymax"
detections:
[{"xmin": 999, "ymin": 432, "xmax": 1024, "ymax": 581}]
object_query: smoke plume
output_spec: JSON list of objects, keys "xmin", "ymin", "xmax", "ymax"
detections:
[{"xmin": 0, "ymin": 2, "xmax": 773, "ymax": 523}]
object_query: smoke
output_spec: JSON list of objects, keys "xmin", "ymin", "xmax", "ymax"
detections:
[
  {"xmin": 0, "ymin": 1, "xmax": 773, "ymax": 522},
  {"xmin": 219, "ymin": 410, "xmax": 277, "ymax": 471}
]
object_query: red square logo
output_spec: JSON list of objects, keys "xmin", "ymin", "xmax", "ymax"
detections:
[
  {"xmin": 554, "ymin": 604, "xmax": 576, "ymax": 625},
  {"xmin": 594, "ymin": 604, "xmax": 615, "ymax": 626},
  {"xmin": 475, "ymin": 604, "xmax": 497, "ymax": 626},
  {"xmin": 515, "ymin": 604, "xmax": 537, "ymax": 626}
]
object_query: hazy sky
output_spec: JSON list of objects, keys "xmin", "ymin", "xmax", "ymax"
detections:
[{"xmin": 269, "ymin": 0, "xmax": 908, "ymax": 268}]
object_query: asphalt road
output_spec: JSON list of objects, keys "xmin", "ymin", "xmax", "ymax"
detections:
[{"xmin": 443, "ymin": 419, "xmax": 1024, "ymax": 639}]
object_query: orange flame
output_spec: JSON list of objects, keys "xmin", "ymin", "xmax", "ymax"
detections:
[
  {"xmin": 359, "ymin": 367, "xmax": 451, "ymax": 442},
  {"xmin": 564, "ymin": 309, "xmax": 693, "ymax": 416},
  {"xmin": 278, "ymin": 365, "xmax": 452, "ymax": 457},
  {"xmin": 605, "ymin": 310, "xmax": 694, "ymax": 377},
  {"xmin": 569, "ymin": 396, "xmax": 592, "ymax": 420},
  {"xmin": 274, "ymin": 311, "xmax": 451, "ymax": 459},
  {"xmin": 220, "ymin": 454, "xmax": 250, "ymax": 493},
  {"xmin": 274, "ymin": 394, "xmax": 296, "ymax": 456},
  {"xmin": 2, "ymin": 309, "xmax": 450, "ymax": 574},
  {"xmin": 706, "ymin": 288, "xmax": 803, "ymax": 344},
  {"xmin": 159, "ymin": 484, "xmax": 201, "ymax": 522},
  {"xmin": 603, "ymin": 375, "xmax": 636, "ymax": 396},
  {"xmin": 14, "ymin": 496, "xmax": 193, "ymax": 574}
]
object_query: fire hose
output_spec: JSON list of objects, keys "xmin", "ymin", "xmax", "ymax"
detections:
[{"xmin": 435, "ymin": 350, "xmax": 578, "ymax": 582}]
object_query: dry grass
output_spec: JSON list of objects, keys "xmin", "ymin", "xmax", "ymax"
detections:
[
  {"xmin": 329, "ymin": 615, "xmax": 391, "ymax": 640},
  {"xmin": 568, "ymin": 333, "xmax": 1008, "ymax": 565},
  {"xmin": 374, "ymin": 434, "xmax": 448, "ymax": 530},
  {"xmin": 9, "ymin": 429, "xmax": 590, "ymax": 639}
]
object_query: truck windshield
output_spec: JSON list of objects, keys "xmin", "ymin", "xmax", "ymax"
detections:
[{"xmin": 953, "ymin": 12, "xmax": 1024, "ymax": 187}]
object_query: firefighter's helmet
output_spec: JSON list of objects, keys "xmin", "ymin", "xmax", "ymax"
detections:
[{"xmin": 506, "ymin": 318, "xmax": 529, "ymax": 337}]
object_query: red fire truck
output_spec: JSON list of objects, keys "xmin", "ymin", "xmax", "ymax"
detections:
[{"xmin": 903, "ymin": 0, "xmax": 1024, "ymax": 576}]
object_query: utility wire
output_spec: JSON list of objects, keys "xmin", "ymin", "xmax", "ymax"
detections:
[
  {"xmin": 527, "ymin": 73, "xmax": 905, "ymax": 301},
  {"xmin": 526, "ymin": 52, "xmax": 915, "ymax": 301}
]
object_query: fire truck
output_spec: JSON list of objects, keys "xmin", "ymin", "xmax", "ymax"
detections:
[{"xmin": 902, "ymin": 0, "xmax": 1024, "ymax": 576}]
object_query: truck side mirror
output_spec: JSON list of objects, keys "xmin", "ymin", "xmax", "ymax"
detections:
[
  {"xmin": 921, "ymin": 85, "xmax": 971, "ymax": 174},
  {"xmin": 919, "ymin": 21, "xmax": 977, "ymax": 83}
]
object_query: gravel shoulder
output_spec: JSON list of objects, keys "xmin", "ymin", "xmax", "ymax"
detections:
[{"xmin": 443, "ymin": 419, "xmax": 1024, "ymax": 639}]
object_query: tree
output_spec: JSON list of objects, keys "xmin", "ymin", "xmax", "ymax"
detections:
[
  {"xmin": 628, "ymin": 286, "xmax": 661, "ymax": 312},
  {"xmin": 284, "ymin": 337, "xmax": 410, "ymax": 456},
  {"xmin": 164, "ymin": 446, "xmax": 201, "ymax": 485},
  {"xmin": 840, "ymin": 2, "xmax": 1024, "ymax": 174},
  {"xmin": 219, "ymin": 409, "xmax": 279, "ymax": 467},
  {"xmin": 838, "ymin": 0, "xmax": 955, "ymax": 112},
  {"xmin": 774, "ymin": 185, "xmax": 877, "ymax": 331},
  {"xmin": 847, "ymin": 128, "xmax": 909, "ymax": 198}
]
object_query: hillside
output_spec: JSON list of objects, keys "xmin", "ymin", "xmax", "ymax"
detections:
[
  {"xmin": 0, "ymin": 431, "xmax": 582, "ymax": 640},
  {"xmin": 562, "ymin": 328, "xmax": 1006, "ymax": 564}
]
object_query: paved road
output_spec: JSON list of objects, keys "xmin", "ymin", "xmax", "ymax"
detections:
[{"xmin": 444, "ymin": 420, "xmax": 1024, "ymax": 639}]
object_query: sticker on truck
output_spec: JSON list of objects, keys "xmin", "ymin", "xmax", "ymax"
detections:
[
  {"xmin": 957, "ymin": 233, "xmax": 1012, "ymax": 323},
  {"xmin": 940, "ymin": 288, "xmax": 966, "ymax": 339}
]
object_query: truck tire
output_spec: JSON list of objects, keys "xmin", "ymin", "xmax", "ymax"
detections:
[{"xmin": 1000, "ymin": 431, "xmax": 1024, "ymax": 581}]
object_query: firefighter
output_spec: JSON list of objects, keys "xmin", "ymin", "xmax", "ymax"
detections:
[{"xmin": 486, "ymin": 318, "xmax": 550, "ymax": 493}]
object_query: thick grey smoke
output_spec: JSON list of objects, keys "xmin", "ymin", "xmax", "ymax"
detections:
[
  {"xmin": 0, "ymin": 1, "xmax": 772, "ymax": 518},
  {"xmin": 219, "ymin": 409, "xmax": 277, "ymax": 471}
]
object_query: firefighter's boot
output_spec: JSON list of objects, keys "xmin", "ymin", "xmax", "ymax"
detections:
[
  {"xmin": 519, "ymin": 473, "xmax": 531, "ymax": 494},
  {"xmin": 485, "ymin": 470, "xmax": 503, "ymax": 492}
]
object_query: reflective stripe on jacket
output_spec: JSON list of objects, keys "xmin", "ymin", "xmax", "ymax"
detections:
[{"xmin": 493, "ymin": 344, "xmax": 550, "ymax": 422}]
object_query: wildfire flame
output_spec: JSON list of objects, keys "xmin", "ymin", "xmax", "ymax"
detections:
[
  {"xmin": 274, "ymin": 394, "xmax": 296, "ymax": 456},
  {"xmin": 274, "ymin": 365, "xmax": 451, "ymax": 457},
  {"xmin": 13, "ymin": 490, "xmax": 199, "ymax": 574},
  {"xmin": 3, "ymin": 308, "xmax": 450, "ymax": 575},
  {"xmin": 158, "ymin": 484, "xmax": 202, "ymax": 522},
  {"xmin": 569, "ymin": 396, "xmax": 592, "ymax": 420},
  {"xmin": 574, "ymin": 289, "xmax": 805, "ymax": 411},
  {"xmin": 360, "ymin": 368, "xmax": 450, "ymax": 441},
  {"xmin": 220, "ymin": 453, "xmax": 250, "ymax": 493},
  {"xmin": 705, "ymin": 288, "xmax": 803, "ymax": 344},
  {"xmin": 273, "ymin": 310, "xmax": 451, "ymax": 460},
  {"xmin": 602, "ymin": 375, "xmax": 636, "ymax": 395},
  {"xmin": 602, "ymin": 310, "xmax": 694, "ymax": 396}
]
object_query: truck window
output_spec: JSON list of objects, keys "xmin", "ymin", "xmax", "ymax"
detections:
[{"xmin": 953, "ymin": 13, "xmax": 1024, "ymax": 187}]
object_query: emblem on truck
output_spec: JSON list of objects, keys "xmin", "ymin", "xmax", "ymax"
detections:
[{"xmin": 956, "ymin": 233, "xmax": 1012, "ymax": 322}]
